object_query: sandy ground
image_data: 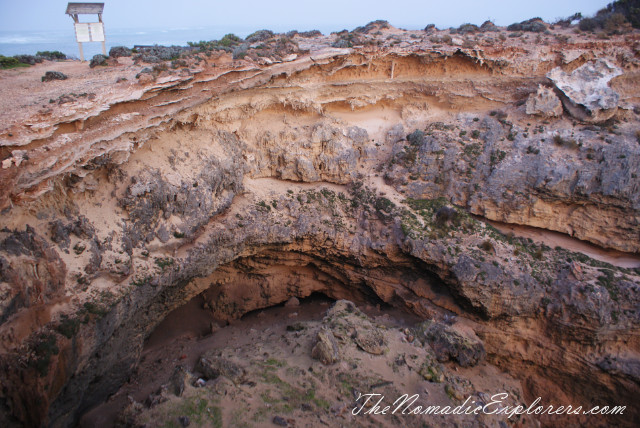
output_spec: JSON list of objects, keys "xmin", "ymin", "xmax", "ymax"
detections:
[
  {"xmin": 79, "ymin": 294, "xmax": 422, "ymax": 427},
  {"xmin": 0, "ymin": 58, "xmax": 142, "ymax": 137},
  {"xmin": 80, "ymin": 296, "xmax": 531, "ymax": 428}
]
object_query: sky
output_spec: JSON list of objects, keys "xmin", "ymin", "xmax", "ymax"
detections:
[{"xmin": 0, "ymin": 0, "xmax": 612, "ymax": 33}]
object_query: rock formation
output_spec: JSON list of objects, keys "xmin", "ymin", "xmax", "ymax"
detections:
[
  {"xmin": 0, "ymin": 21, "xmax": 638, "ymax": 428},
  {"xmin": 548, "ymin": 59, "xmax": 623, "ymax": 123},
  {"xmin": 526, "ymin": 84, "xmax": 563, "ymax": 117}
]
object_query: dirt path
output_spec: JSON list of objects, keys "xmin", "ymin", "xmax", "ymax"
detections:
[{"xmin": 486, "ymin": 219, "xmax": 640, "ymax": 269}]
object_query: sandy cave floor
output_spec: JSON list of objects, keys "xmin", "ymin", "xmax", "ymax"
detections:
[{"xmin": 79, "ymin": 294, "xmax": 424, "ymax": 427}]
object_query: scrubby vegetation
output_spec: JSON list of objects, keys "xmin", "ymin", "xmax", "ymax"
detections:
[
  {"xmin": 0, "ymin": 55, "xmax": 30, "ymax": 69},
  {"xmin": 579, "ymin": 0, "xmax": 639, "ymax": 33},
  {"xmin": 188, "ymin": 34, "xmax": 245, "ymax": 52},
  {"xmin": 1, "ymin": 50, "xmax": 67, "ymax": 69},
  {"xmin": 36, "ymin": 51, "xmax": 66, "ymax": 60},
  {"xmin": 353, "ymin": 20, "xmax": 390, "ymax": 34},
  {"xmin": 507, "ymin": 18, "xmax": 547, "ymax": 32},
  {"xmin": 246, "ymin": 30, "xmax": 274, "ymax": 43},
  {"xmin": 188, "ymin": 31, "xmax": 304, "ymax": 61}
]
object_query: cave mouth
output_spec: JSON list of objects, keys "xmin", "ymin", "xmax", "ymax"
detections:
[
  {"xmin": 79, "ymin": 247, "xmax": 461, "ymax": 426},
  {"xmin": 81, "ymin": 287, "xmax": 425, "ymax": 427},
  {"xmin": 144, "ymin": 285, "xmax": 420, "ymax": 354}
]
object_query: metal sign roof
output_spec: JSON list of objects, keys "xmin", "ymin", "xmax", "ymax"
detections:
[{"xmin": 66, "ymin": 3, "xmax": 105, "ymax": 15}]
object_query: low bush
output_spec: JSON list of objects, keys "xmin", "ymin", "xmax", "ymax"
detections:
[
  {"xmin": 507, "ymin": 18, "xmax": 547, "ymax": 32},
  {"xmin": 246, "ymin": 30, "xmax": 274, "ymax": 43},
  {"xmin": 578, "ymin": 0, "xmax": 637, "ymax": 33},
  {"xmin": 36, "ymin": 50, "xmax": 66, "ymax": 60},
  {"xmin": 455, "ymin": 23, "xmax": 480, "ymax": 34},
  {"xmin": 0, "ymin": 55, "xmax": 27, "ymax": 69}
]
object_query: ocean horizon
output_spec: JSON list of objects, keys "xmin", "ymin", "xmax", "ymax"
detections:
[{"xmin": 0, "ymin": 23, "xmax": 366, "ymax": 59}]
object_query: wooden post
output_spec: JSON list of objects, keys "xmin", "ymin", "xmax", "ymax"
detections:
[
  {"xmin": 98, "ymin": 12, "xmax": 106, "ymax": 55},
  {"xmin": 71, "ymin": 14, "xmax": 84, "ymax": 61}
]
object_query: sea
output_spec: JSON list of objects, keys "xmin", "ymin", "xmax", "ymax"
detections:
[{"xmin": 0, "ymin": 24, "xmax": 344, "ymax": 59}]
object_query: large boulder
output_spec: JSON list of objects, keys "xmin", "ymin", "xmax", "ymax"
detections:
[
  {"xmin": 195, "ymin": 352, "xmax": 245, "ymax": 384},
  {"xmin": 109, "ymin": 46, "xmax": 132, "ymax": 58},
  {"xmin": 89, "ymin": 54, "xmax": 109, "ymax": 68},
  {"xmin": 526, "ymin": 85, "xmax": 563, "ymax": 117},
  {"xmin": 311, "ymin": 327, "xmax": 340, "ymax": 365},
  {"xmin": 547, "ymin": 59, "xmax": 622, "ymax": 123},
  {"xmin": 414, "ymin": 321, "xmax": 486, "ymax": 367},
  {"xmin": 41, "ymin": 71, "xmax": 67, "ymax": 82}
]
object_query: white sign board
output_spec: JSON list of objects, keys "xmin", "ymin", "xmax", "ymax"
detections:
[
  {"xmin": 75, "ymin": 23, "xmax": 91, "ymax": 42},
  {"xmin": 89, "ymin": 22, "xmax": 105, "ymax": 42},
  {"xmin": 74, "ymin": 22, "xmax": 105, "ymax": 43}
]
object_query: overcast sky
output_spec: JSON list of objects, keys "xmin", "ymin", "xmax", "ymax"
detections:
[{"xmin": 0, "ymin": 0, "xmax": 611, "ymax": 32}]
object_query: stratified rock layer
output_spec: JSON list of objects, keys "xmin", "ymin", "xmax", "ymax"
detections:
[{"xmin": 0, "ymin": 24, "xmax": 638, "ymax": 428}]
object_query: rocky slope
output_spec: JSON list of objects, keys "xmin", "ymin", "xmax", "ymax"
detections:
[{"xmin": 0, "ymin": 22, "xmax": 639, "ymax": 427}]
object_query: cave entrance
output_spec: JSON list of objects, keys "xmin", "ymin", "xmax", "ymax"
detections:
[
  {"xmin": 144, "ymin": 246, "xmax": 459, "ymax": 355},
  {"xmin": 81, "ymin": 247, "xmax": 460, "ymax": 427}
]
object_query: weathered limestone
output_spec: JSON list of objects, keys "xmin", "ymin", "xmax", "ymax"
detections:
[
  {"xmin": 525, "ymin": 84, "xmax": 563, "ymax": 117},
  {"xmin": 547, "ymin": 59, "xmax": 623, "ymax": 123}
]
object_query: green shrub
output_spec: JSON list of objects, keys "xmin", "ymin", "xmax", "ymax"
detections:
[
  {"xmin": 578, "ymin": 0, "xmax": 638, "ymax": 33},
  {"xmin": 0, "ymin": 55, "xmax": 28, "ymax": 69},
  {"xmin": 456, "ymin": 23, "xmax": 479, "ymax": 34},
  {"xmin": 579, "ymin": 17, "xmax": 598, "ymax": 31},
  {"xmin": 607, "ymin": 0, "xmax": 640, "ymax": 28},
  {"xmin": 32, "ymin": 333, "xmax": 59, "ymax": 376},
  {"xmin": 36, "ymin": 50, "xmax": 66, "ymax": 60},
  {"xmin": 553, "ymin": 134, "xmax": 579, "ymax": 149},
  {"xmin": 246, "ymin": 30, "xmax": 274, "ymax": 43},
  {"xmin": 219, "ymin": 33, "xmax": 243, "ymax": 47},
  {"xmin": 479, "ymin": 240, "xmax": 495, "ymax": 253},
  {"xmin": 507, "ymin": 18, "xmax": 546, "ymax": 32},
  {"xmin": 56, "ymin": 315, "xmax": 80, "ymax": 338},
  {"xmin": 435, "ymin": 206, "xmax": 460, "ymax": 227}
]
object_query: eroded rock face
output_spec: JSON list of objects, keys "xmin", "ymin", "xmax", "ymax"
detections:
[
  {"xmin": 526, "ymin": 85, "xmax": 563, "ymax": 117},
  {"xmin": 0, "ymin": 28, "xmax": 638, "ymax": 428},
  {"xmin": 548, "ymin": 59, "xmax": 623, "ymax": 123},
  {"xmin": 415, "ymin": 321, "xmax": 486, "ymax": 367},
  {"xmin": 384, "ymin": 122, "xmax": 640, "ymax": 253},
  {"xmin": 0, "ymin": 226, "xmax": 66, "ymax": 323}
]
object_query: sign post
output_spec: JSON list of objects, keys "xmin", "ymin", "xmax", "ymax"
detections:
[{"xmin": 66, "ymin": 3, "xmax": 106, "ymax": 61}]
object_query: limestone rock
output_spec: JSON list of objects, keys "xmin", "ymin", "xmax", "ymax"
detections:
[
  {"xmin": 195, "ymin": 353, "xmax": 245, "ymax": 384},
  {"xmin": 569, "ymin": 261, "xmax": 584, "ymax": 281},
  {"xmin": 525, "ymin": 85, "xmax": 563, "ymax": 117},
  {"xmin": 353, "ymin": 328, "xmax": 387, "ymax": 355},
  {"xmin": 137, "ymin": 71, "xmax": 155, "ymax": 85},
  {"xmin": 415, "ymin": 321, "xmax": 486, "ymax": 367},
  {"xmin": 311, "ymin": 327, "xmax": 340, "ymax": 365},
  {"xmin": 41, "ymin": 71, "xmax": 67, "ymax": 82},
  {"xmin": 89, "ymin": 54, "xmax": 109, "ymax": 69},
  {"xmin": 547, "ymin": 59, "xmax": 623, "ymax": 123},
  {"xmin": 284, "ymin": 296, "xmax": 300, "ymax": 307},
  {"xmin": 168, "ymin": 366, "xmax": 189, "ymax": 397}
]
